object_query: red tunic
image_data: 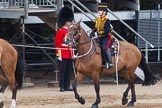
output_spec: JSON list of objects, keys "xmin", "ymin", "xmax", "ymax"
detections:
[{"xmin": 55, "ymin": 28, "xmax": 74, "ymax": 59}]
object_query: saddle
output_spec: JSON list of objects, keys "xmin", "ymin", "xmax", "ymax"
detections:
[
  {"xmin": 101, "ymin": 39, "xmax": 119, "ymax": 65},
  {"xmin": 89, "ymin": 31, "xmax": 119, "ymax": 65}
]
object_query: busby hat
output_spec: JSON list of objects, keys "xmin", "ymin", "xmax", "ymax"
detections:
[
  {"xmin": 58, "ymin": 6, "xmax": 74, "ymax": 27},
  {"xmin": 98, "ymin": 2, "xmax": 108, "ymax": 12}
]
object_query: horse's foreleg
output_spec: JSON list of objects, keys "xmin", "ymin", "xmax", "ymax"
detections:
[
  {"xmin": 127, "ymin": 83, "xmax": 136, "ymax": 106},
  {"xmin": 91, "ymin": 75, "xmax": 100, "ymax": 108},
  {"xmin": 91, "ymin": 82, "xmax": 100, "ymax": 108},
  {"xmin": 73, "ymin": 79, "xmax": 85, "ymax": 104},
  {"xmin": 122, "ymin": 84, "xmax": 131, "ymax": 105},
  {"xmin": 72, "ymin": 73, "xmax": 85, "ymax": 105}
]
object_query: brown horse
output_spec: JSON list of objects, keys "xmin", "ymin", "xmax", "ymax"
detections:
[
  {"xmin": 0, "ymin": 39, "xmax": 23, "ymax": 108},
  {"xmin": 65, "ymin": 20, "xmax": 159, "ymax": 108}
]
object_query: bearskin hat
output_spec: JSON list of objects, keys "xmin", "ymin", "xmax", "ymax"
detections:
[
  {"xmin": 98, "ymin": 2, "xmax": 108, "ymax": 12},
  {"xmin": 58, "ymin": 6, "xmax": 74, "ymax": 27}
]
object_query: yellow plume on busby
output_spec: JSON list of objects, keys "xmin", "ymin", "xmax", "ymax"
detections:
[{"xmin": 58, "ymin": 6, "xmax": 74, "ymax": 27}]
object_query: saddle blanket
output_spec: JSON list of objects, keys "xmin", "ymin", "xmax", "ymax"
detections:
[{"xmin": 135, "ymin": 67, "xmax": 145, "ymax": 81}]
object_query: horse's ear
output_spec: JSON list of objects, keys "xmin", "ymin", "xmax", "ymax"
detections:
[{"xmin": 77, "ymin": 18, "xmax": 82, "ymax": 25}]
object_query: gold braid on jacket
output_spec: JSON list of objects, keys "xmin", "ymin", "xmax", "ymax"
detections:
[{"xmin": 95, "ymin": 16, "xmax": 108, "ymax": 37}]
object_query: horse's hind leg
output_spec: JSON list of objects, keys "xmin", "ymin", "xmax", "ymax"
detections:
[
  {"xmin": 3, "ymin": 69, "xmax": 17, "ymax": 108},
  {"xmin": 7, "ymin": 75, "xmax": 17, "ymax": 108},
  {"xmin": 127, "ymin": 83, "xmax": 136, "ymax": 106},
  {"xmin": 122, "ymin": 83, "xmax": 131, "ymax": 105},
  {"xmin": 2, "ymin": 62, "xmax": 17, "ymax": 108},
  {"xmin": 10, "ymin": 87, "xmax": 17, "ymax": 108},
  {"xmin": 122, "ymin": 83, "xmax": 136, "ymax": 106}
]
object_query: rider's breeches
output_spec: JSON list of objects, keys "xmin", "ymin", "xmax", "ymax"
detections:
[
  {"xmin": 99, "ymin": 36, "xmax": 109, "ymax": 51},
  {"xmin": 106, "ymin": 49, "xmax": 112, "ymax": 63}
]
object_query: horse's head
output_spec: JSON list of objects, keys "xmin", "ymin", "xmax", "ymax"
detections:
[{"xmin": 65, "ymin": 19, "xmax": 82, "ymax": 46}]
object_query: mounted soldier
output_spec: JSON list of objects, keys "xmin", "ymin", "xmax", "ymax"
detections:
[{"xmin": 94, "ymin": 2, "xmax": 113, "ymax": 69}]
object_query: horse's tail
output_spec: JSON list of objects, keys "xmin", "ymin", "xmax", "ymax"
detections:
[
  {"xmin": 140, "ymin": 54, "xmax": 160, "ymax": 86},
  {"xmin": 15, "ymin": 54, "xmax": 24, "ymax": 89}
]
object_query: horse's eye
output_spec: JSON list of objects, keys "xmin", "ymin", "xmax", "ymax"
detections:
[{"xmin": 70, "ymin": 27, "xmax": 74, "ymax": 31}]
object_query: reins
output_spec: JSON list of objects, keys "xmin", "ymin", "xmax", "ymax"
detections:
[
  {"xmin": 76, "ymin": 39, "xmax": 91, "ymax": 45},
  {"xmin": 74, "ymin": 38, "xmax": 94, "ymax": 59}
]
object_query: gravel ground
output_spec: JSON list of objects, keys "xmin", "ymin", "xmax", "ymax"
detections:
[{"xmin": 2, "ymin": 80, "xmax": 162, "ymax": 108}]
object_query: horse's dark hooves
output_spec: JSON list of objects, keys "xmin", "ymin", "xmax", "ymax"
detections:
[
  {"xmin": 91, "ymin": 104, "xmax": 98, "ymax": 108},
  {"xmin": 122, "ymin": 98, "xmax": 128, "ymax": 105},
  {"xmin": 0, "ymin": 101, "xmax": 4, "ymax": 108},
  {"xmin": 78, "ymin": 97, "xmax": 85, "ymax": 105},
  {"xmin": 127, "ymin": 102, "xmax": 134, "ymax": 107}
]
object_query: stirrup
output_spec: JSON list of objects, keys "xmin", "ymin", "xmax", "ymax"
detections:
[
  {"xmin": 106, "ymin": 63, "xmax": 109, "ymax": 69},
  {"xmin": 105, "ymin": 63, "xmax": 113, "ymax": 69},
  {"xmin": 108, "ymin": 63, "xmax": 113, "ymax": 69}
]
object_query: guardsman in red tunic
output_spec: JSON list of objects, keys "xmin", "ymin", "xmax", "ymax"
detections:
[
  {"xmin": 95, "ymin": 2, "xmax": 113, "ymax": 69},
  {"xmin": 55, "ymin": 6, "xmax": 74, "ymax": 92}
]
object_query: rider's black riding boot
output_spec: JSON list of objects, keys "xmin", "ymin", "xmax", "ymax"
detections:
[{"xmin": 105, "ymin": 49, "xmax": 113, "ymax": 69}]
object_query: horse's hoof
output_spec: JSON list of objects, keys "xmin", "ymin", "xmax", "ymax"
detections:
[
  {"xmin": 0, "ymin": 101, "xmax": 4, "ymax": 108},
  {"xmin": 122, "ymin": 98, "xmax": 128, "ymax": 105},
  {"xmin": 127, "ymin": 102, "xmax": 134, "ymax": 107},
  {"xmin": 78, "ymin": 97, "xmax": 85, "ymax": 105},
  {"xmin": 91, "ymin": 104, "xmax": 98, "ymax": 108}
]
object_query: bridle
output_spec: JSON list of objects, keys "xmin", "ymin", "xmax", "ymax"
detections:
[
  {"xmin": 69, "ymin": 24, "xmax": 81, "ymax": 38},
  {"xmin": 67, "ymin": 23, "xmax": 91, "ymax": 45},
  {"xmin": 66, "ymin": 23, "xmax": 96, "ymax": 58}
]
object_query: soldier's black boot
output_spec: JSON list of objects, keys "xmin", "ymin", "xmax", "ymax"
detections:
[{"xmin": 105, "ymin": 49, "xmax": 113, "ymax": 69}]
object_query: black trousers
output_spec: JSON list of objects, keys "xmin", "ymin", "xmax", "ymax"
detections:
[{"xmin": 59, "ymin": 58, "xmax": 73, "ymax": 89}]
